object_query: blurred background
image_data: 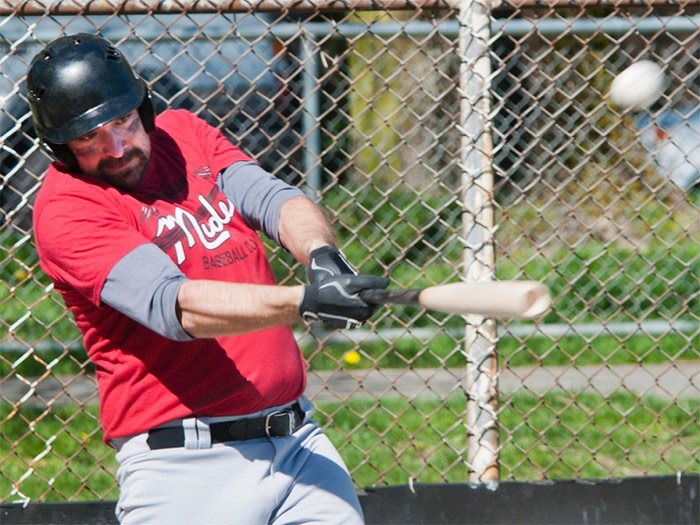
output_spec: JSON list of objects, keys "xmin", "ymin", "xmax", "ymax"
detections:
[{"xmin": 1, "ymin": 0, "xmax": 698, "ymax": 505}]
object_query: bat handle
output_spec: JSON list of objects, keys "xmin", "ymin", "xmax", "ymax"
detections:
[
  {"xmin": 358, "ymin": 289, "xmax": 388, "ymax": 304},
  {"xmin": 359, "ymin": 288, "xmax": 423, "ymax": 306}
]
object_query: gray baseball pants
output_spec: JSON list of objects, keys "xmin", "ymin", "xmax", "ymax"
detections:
[{"xmin": 112, "ymin": 397, "xmax": 364, "ymax": 524}]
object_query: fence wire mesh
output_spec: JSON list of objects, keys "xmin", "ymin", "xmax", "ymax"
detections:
[{"xmin": 1, "ymin": 0, "xmax": 698, "ymax": 503}]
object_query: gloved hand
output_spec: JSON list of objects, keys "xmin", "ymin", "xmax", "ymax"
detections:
[
  {"xmin": 307, "ymin": 245, "xmax": 356, "ymax": 284},
  {"xmin": 299, "ymin": 274, "xmax": 389, "ymax": 329}
]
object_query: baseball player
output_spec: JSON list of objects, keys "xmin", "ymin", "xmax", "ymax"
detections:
[{"xmin": 27, "ymin": 33, "xmax": 388, "ymax": 524}]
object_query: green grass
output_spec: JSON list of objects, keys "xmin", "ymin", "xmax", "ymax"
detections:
[
  {"xmin": 499, "ymin": 331, "xmax": 699, "ymax": 367},
  {"xmin": 303, "ymin": 329, "xmax": 699, "ymax": 371},
  {"xmin": 0, "ymin": 405, "xmax": 119, "ymax": 502},
  {"xmin": 2, "ymin": 393, "xmax": 698, "ymax": 501},
  {"xmin": 499, "ymin": 392, "xmax": 700, "ymax": 480}
]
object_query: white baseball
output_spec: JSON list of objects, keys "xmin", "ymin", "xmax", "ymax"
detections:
[{"xmin": 609, "ymin": 60, "xmax": 666, "ymax": 110}]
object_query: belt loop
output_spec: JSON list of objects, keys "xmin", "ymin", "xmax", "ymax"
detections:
[
  {"xmin": 183, "ymin": 418, "xmax": 211, "ymax": 449},
  {"xmin": 197, "ymin": 418, "xmax": 212, "ymax": 448}
]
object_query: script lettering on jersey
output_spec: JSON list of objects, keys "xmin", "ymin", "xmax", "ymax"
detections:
[
  {"xmin": 155, "ymin": 193, "xmax": 236, "ymax": 264},
  {"xmin": 203, "ymin": 236, "xmax": 259, "ymax": 270}
]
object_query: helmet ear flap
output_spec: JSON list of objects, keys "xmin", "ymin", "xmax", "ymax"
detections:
[
  {"xmin": 43, "ymin": 142, "xmax": 79, "ymax": 172},
  {"xmin": 138, "ymin": 90, "xmax": 156, "ymax": 133}
]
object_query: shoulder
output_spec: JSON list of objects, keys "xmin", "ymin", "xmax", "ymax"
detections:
[
  {"xmin": 151, "ymin": 109, "xmax": 221, "ymax": 150},
  {"xmin": 154, "ymin": 109, "xmax": 210, "ymax": 133},
  {"xmin": 33, "ymin": 166, "xmax": 125, "ymax": 236},
  {"xmin": 152, "ymin": 108, "xmax": 252, "ymax": 172},
  {"xmin": 35, "ymin": 165, "xmax": 116, "ymax": 211}
]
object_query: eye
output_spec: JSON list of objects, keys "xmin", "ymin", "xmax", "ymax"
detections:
[
  {"xmin": 115, "ymin": 111, "xmax": 136, "ymax": 126},
  {"xmin": 78, "ymin": 131, "xmax": 98, "ymax": 142}
]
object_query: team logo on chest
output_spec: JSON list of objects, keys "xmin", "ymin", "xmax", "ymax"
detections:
[{"xmin": 155, "ymin": 193, "xmax": 236, "ymax": 265}]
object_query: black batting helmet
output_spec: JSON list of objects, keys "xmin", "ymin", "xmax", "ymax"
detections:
[{"xmin": 27, "ymin": 33, "xmax": 155, "ymax": 171}]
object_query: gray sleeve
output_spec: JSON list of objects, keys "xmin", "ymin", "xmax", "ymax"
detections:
[
  {"xmin": 217, "ymin": 161, "xmax": 305, "ymax": 245},
  {"xmin": 101, "ymin": 244, "xmax": 193, "ymax": 341}
]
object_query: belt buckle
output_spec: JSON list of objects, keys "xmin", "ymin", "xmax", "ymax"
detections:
[{"xmin": 264, "ymin": 409, "xmax": 294, "ymax": 438}]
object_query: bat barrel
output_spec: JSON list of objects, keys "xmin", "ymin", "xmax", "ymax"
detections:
[{"xmin": 360, "ymin": 281, "xmax": 551, "ymax": 319}]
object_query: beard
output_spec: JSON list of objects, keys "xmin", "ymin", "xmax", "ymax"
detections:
[{"xmin": 94, "ymin": 147, "xmax": 150, "ymax": 191}]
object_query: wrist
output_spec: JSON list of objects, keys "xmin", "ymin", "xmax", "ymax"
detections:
[
  {"xmin": 291, "ymin": 285, "xmax": 306, "ymax": 311},
  {"xmin": 309, "ymin": 245, "xmax": 335, "ymax": 259},
  {"xmin": 307, "ymin": 246, "xmax": 356, "ymax": 285}
]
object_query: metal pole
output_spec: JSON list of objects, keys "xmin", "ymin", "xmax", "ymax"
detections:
[
  {"xmin": 458, "ymin": 0, "xmax": 499, "ymax": 483},
  {"xmin": 300, "ymin": 31, "xmax": 323, "ymax": 198},
  {"xmin": 4, "ymin": 0, "xmax": 686, "ymax": 16}
]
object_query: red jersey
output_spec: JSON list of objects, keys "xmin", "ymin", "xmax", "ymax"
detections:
[{"xmin": 33, "ymin": 110, "xmax": 306, "ymax": 441}]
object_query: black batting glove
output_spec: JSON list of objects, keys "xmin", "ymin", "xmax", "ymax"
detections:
[
  {"xmin": 299, "ymin": 274, "xmax": 389, "ymax": 329},
  {"xmin": 307, "ymin": 245, "xmax": 356, "ymax": 284}
]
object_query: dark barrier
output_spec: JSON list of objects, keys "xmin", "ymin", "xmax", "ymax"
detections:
[
  {"xmin": 2, "ymin": 474, "xmax": 698, "ymax": 524},
  {"xmin": 359, "ymin": 474, "xmax": 699, "ymax": 524}
]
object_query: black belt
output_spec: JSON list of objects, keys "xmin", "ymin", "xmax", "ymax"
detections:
[{"xmin": 146, "ymin": 403, "xmax": 305, "ymax": 450}]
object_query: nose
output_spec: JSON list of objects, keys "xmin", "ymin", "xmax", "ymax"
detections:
[{"xmin": 101, "ymin": 128, "xmax": 127, "ymax": 157}]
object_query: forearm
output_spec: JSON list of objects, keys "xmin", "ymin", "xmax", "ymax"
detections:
[
  {"xmin": 177, "ymin": 280, "xmax": 304, "ymax": 338},
  {"xmin": 278, "ymin": 196, "xmax": 336, "ymax": 264}
]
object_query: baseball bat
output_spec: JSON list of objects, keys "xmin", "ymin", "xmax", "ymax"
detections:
[{"xmin": 359, "ymin": 280, "xmax": 551, "ymax": 319}]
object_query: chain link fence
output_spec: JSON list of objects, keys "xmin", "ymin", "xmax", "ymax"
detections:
[{"xmin": 1, "ymin": 0, "xmax": 698, "ymax": 504}]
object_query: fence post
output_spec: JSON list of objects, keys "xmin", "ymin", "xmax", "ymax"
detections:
[
  {"xmin": 458, "ymin": 0, "xmax": 499, "ymax": 483},
  {"xmin": 301, "ymin": 30, "xmax": 323, "ymax": 197}
]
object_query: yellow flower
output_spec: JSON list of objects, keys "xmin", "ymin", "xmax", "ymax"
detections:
[{"xmin": 343, "ymin": 350, "xmax": 361, "ymax": 365}]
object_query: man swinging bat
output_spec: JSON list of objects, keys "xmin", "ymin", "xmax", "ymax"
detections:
[{"xmin": 27, "ymin": 33, "xmax": 388, "ymax": 524}]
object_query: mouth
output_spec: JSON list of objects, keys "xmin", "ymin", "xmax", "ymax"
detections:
[
  {"xmin": 97, "ymin": 149, "xmax": 149, "ymax": 189},
  {"xmin": 100, "ymin": 150, "xmax": 141, "ymax": 173},
  {"xmin": 107, "ymin": 158, "xmax": 139, "ymax": 176}
]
